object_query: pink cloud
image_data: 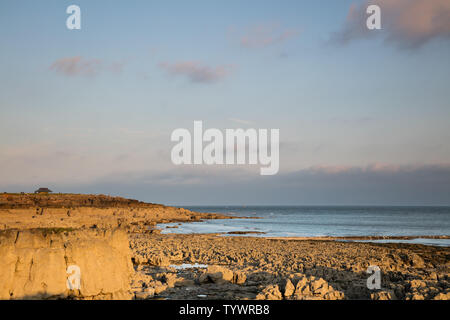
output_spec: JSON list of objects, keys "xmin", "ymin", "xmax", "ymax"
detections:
[
  {"xmin": 309, "ymin": 165, "xmax": 354, "ymax": 174},
  {"xmin": 239, "ymin": 24, "xmax": 300, "ymax": 48},
  {"xmin": 307, "ymin": 163, "xmax": 450, "ymax": 175},
  {"xmin": 50, "ymin": 57, "xmax": 126, "ymax": 77},
  {"xmin": 50, "ymin": 56, "xmax": 102, "ymax": 77},
  {"xmin": 159, "ymin": 61, "xmax": 234, "ymax": 83},
  {"xmin": 333, "ymin": 0, "xmax": 450, "ymax": 48}
]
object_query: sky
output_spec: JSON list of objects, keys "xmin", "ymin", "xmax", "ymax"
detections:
[{"xmin": 0, "ymin": 0, "xmax": 450, "ymax": 205}]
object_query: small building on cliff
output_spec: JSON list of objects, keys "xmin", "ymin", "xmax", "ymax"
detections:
[{"xmin": 34, "ymin": 188, "xmax": 53, "ymax": 194}]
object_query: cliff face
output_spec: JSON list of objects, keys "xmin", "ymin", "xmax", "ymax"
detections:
[
  {"xmin": 0, "ymin": 207, "xmax": 228, "ymax": 232},
  {"xmin": 0, "ymin": 228, "xmax": 133, "ymax": 300}
]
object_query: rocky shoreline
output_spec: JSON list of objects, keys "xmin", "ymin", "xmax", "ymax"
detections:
[
  {"xmin": 0, "ymin": 193, "xmax": 448, "ymax": 300},
  {"xmin": 130, "ymin": 233, "xmax": 449, "ymax": 300}
]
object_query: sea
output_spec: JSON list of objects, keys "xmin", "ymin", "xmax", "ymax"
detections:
[{"xmin": 159, "ymin": 206, "xmax": 450, "ymax": 247}]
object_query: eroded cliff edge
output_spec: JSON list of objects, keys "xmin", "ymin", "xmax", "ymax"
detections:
[{"xmin": 0, "ymin": 193, "xmax": 233, "ymax": 232}]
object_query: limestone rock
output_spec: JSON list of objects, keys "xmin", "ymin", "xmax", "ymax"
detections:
[
  {"xmin": 232, "ymin": 271, "xmax": 247, "ymax": 285},
  {"xmin": 283, "ymin": 279, "xmax": 295, "ymax": 298},
  {"xmin": 152, "ymin": 281, "xmax": 168, "ymax": 295},
  {"xmin": 433, "ymin": 292, "xmax": 450, "ymax": 300},
  {"xmin": 199, "ymin": 266, "xmax": 234, "ymax": 284},
  {"xmin": 148, "ymin": 254, "xmax": 170, "ymax": 267},
  {"xmin": 135, "ymin": 288, "xmax": 155, "ymax": 300},
  {"xmin": 371, "ymin": 290, "xmax": 397, "ymax": 300},
  {"xmin": 256, "ymin": 284, "xmax": 283, "ymax": 300},
  {"xmin": 175, "ymin": 279, "xmax": 195, "ymax": 287},
  {"xmin": 163, "ymin": 273, "xmax": 178, "ymax": 288},
  {"xmin": 409, "ymin": 254, "xmax": 425, "ymax": 268},
  {"xmin": 0, "ymin": 228, "xmax": 133, "ymax": 300},
  {"xmin": 293, "ymin": 276, "xmax": 344, "ymax": 300},
  {"xmin": 409, "ymin": 293, "xmax": 425, "ymax": 300}
]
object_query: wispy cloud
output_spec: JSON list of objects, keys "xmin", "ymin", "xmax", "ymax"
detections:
[
  {"xmin": 159, "ymin": 61, "xmax": 234, "ymax": 83},
  {"xmin": 236, "ymin": 23, "xmax": 300, "ymax": 49},
  {"xmin": 228, "ymin": 118, "xmax": 254, "ymax": 125},
  {"xmin": 306, "ymin": 163, "xmax": 450, "ymax": 175},
  {"xmin": 332, "ymin": 0, "xmax": 450, "ymax": 49},
  {"xmin": 50, "ymin": 56, "xmax": 102, "ymax": 77},
  {"xmin": 49, "ymin": 56, "xmax": 126, "ymax": 77}
]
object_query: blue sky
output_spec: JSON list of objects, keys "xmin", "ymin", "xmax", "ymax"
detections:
[{"xmin": 1, "ymin": 0, "xmax": 450, "ymax": 205}]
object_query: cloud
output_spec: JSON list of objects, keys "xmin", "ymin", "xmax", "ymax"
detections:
[
  {"xmin": 159, "ymin": 61, "xmax": 233, "ymax": 83},
  {"xmin": 50, "ymin": 56, "xmax": 102, "ymax": 77},
  {"xmin": 228, "ymin": 118, "xmax": 254, "ymax": 125},
  {"xmin": 303, "ymin": 163, "xmax": 450, "ymax": 175},
  {"xmin": 332, "ymin": 0, "xmax": 450, "ymax": 49},
  {"xmin": 49, "ymin": 56, "xmax": 126, "ymax": 77},
  {"xmin": 4, "ymin": 162, "xmax": 450, "ymax": 206},
  {"xmin": 238, "ymin": 24, "xmax": 300, "ymax": 48},
  {"xmin": 84, "ymin": 163, "xmax": 450, "ymax": 205}
]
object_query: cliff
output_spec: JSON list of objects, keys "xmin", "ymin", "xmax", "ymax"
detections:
[
  {"xmin": 0, "ymin": 193, "xmax": 163, "ymax": 209},
  {"xmin": 0, "ymin": 193, "xmax": 232, "ymax": 300},
  {"xmin": 0, "ymin": 228, "xmax": 133, "ymax": 299}
]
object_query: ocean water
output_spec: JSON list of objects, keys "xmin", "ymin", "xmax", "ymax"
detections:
[{"xmin": 159, "ymin": 206, "xmax": 450, "ymax": 246}]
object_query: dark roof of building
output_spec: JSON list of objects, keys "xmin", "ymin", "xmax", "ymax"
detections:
[{"xmin": 35, "ymin": 188, "xmax": 53, "ymax": 193}]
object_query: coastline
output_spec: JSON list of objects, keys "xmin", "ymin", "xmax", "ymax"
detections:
[
  {"xmin": 157, "ymin": 220, "xmax": 450, "ymax": 247},
  {"xmin": 158, "ymin": 225, "xmax": 450, "ymax": 245},
  {"xmin": 158, "ymin": 205, "xmax": 450, "ymax": 242},
  {"xmin": 1, "ymin": 193, "xmax": 449, "ymax": 300}
]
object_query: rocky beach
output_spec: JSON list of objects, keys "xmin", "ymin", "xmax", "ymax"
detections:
[{"xmin": 0, "ymin": 193, "xmax": 448, "ymax": 300}]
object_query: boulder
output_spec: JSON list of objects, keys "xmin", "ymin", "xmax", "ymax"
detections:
[
  {"xmin": 433, "ymin": 292, "xmax": 450, "ymax": 300},
  {"xmin": 283, "ymin": 279, "xmax": 295, "ymax": 298},
  {"xmin": 292, "ymin": 276, "xmax": 344, "ymax": 300},
  {"xmin": 371, "ymin": 290, "xmax": 397, "ymax": 300},
  {"xmin": 199, "ymin": 266, "xmax": 234, "ymax": 284},
  {"xmin": 256, "ymin": 284, "xmax": 283, "ymax": 300},
  {"xmin": 135, "ymin": 288, "xmax": 155, "ymax": 300}
]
